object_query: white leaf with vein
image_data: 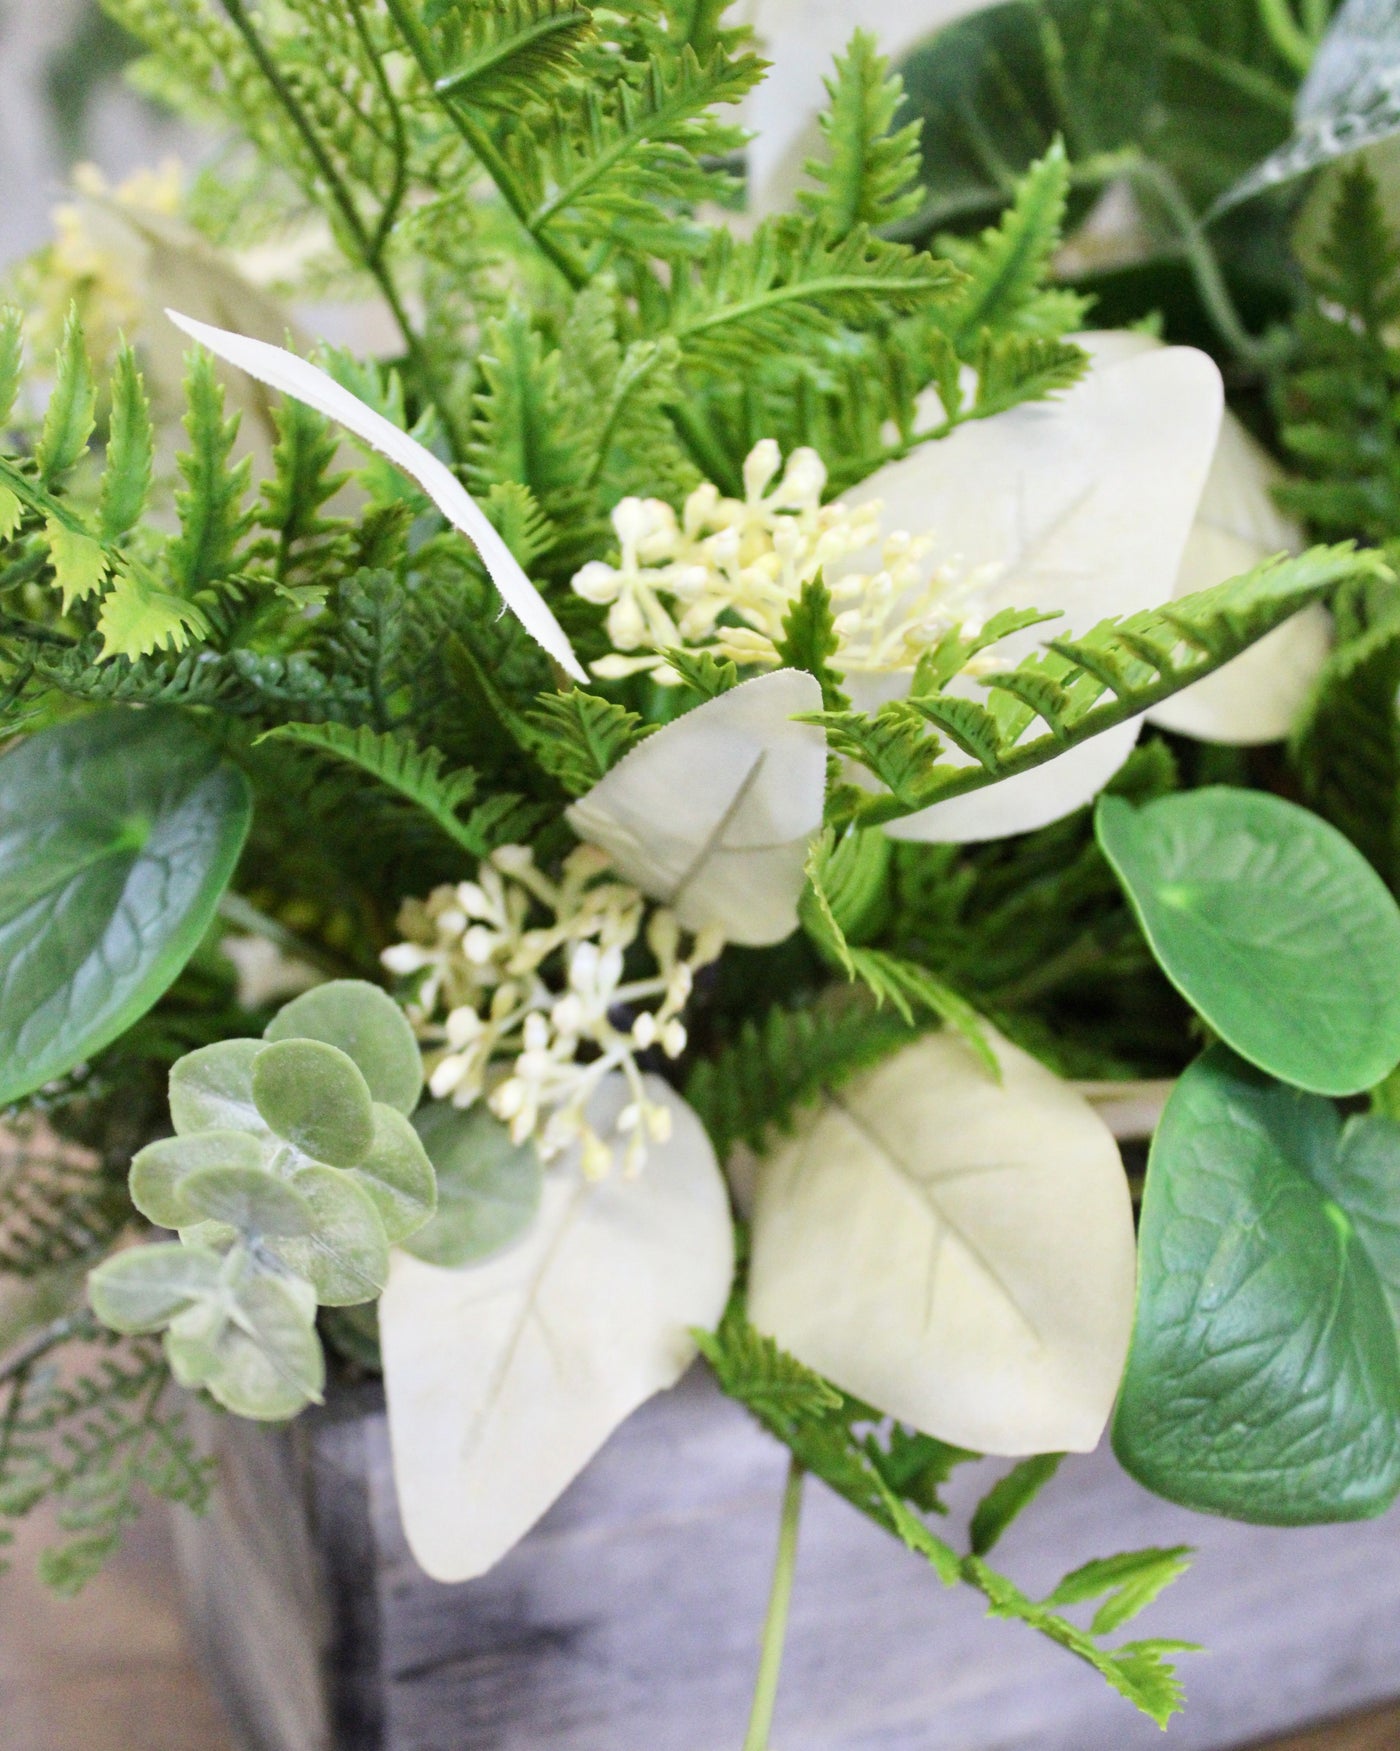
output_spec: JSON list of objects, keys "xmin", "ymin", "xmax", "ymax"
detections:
[
  {"xmin": 748, "ymin": 1027, "xmax": 1136, "ymax": 1454},
  {"xmin": 566, "ymin": 668, "xmax": 827, "ymax": 946},
  {"xmin": 164, "ymin": 309, "xmax": 585, "ymax": 682},
  {"xmin": 379, "ymin": 1075, "xmax": 733, "ymax": 1583}
]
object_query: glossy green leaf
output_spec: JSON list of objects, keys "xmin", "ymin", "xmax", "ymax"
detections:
[
  {"xmin": 0, "ymin": 708, "xmax": 251, "ymax": 1108},
  {"xmin": 168, "ymin": 1038, "xmax": 267, "ymax": 1136},
  {"xmin": 269, "ymin": 1166, "xmax": 390, "ymax": 1305},
  {"xmin": 1113, "ymin": 1047, "xmax": 1400, "ymax": 1524},
  {"xmin": 1097, "ymin": 788, "xmax": 1400, "ymax": 1095},
  {"xmin": 178, "ymin": 1164, "xmax": 314, "ymax": 1238},
  {"xmin": 265, "ymin": 980, "xmax": 424, "ymax": 1115},
  {"xmin": 403, "ymin": 1103, "xmax": 542, "ymax": 1268},
  {"xmin": 350, "ymin": 1106, "xmax": 436, "ymax": 1245},
  {"xmin": 165, "ymin": 1266, "xmax": 323, "ymax": 1421},
  {"xmin": 250, "ymin": 1039, "xmax": 376, "ymax": 1166},
  {"xmin": 130, "ymin": 1130, "xmax": 266, "ymax": 1229},
  {"xmin": 87, "ymin": 1242, "xmax": 224, "ymax": 1334}
]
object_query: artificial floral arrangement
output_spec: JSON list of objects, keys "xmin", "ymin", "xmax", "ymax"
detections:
[{"xmin": 5, "ymin": 0, "xmax": 1400, "ymax": 1740}]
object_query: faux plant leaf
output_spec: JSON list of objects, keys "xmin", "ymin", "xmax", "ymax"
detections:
[
  {"xmin": 165, "ymin": 1266, "xmax": 324, "ymax": 1422},
  {"xmin": 168, "ymin": 1038, "xmax": 266, "ymax": 1137},
  {"xmin": 348, "ymin": 1107, "xmax": 437, "ymax": 1246},
  {"xmin": 250, "ymin": 1039, "xmax": 377, "ymax": 1167},
  {"xmin": 94, "ymin": 561, "xmax": 212, "ymax": 660},
  {"xmin": 404, "ymin": 1102, "xmax": 542, "ymax": 1267},
  {"xmin": 130, "ymin": 1130, "xmax": 266, "ymax": 1229},
  {"xmin": 0, "ymin": 709, "xmax": 251, "ymax": 1109},
  {"xmin": 841, "ymin": 343, "xmax": 1223, "ymax": 842},
  {"xmin": 1113, "ymin": 1048, "xmax": 1400, "ymax": 1523},
  {"xmin": 747, "ymin": 1027, "xmax": 1136, "ymax": 1454},
  {"xmin": 264, "ymin": 980, "xmax": 424, "ymax": 1116},
  {"xmin": 566, "ymin": 669, "xmax": 828, "ymax": 946},
  {"xmin": 43, "ymin": 518, "xmax": 109, "ymax": 610},
  {"xmin": 379, "ymin": 1076, "xmax": 734, "ymax": 1582},
  {"xmin": 164, "ymin": 311, "xmax": 586, "ymax": 681},
  {"xmin": 87, "ymin": 1243, "xmax": 224, "ymax": 1334},
  {"xmin": 1218, "ymin": 0, "xmax": 1400, "ymax": 213},
  {"xmin": 269, "ymin": 1165, "xmax": 390, "ymax": 1305},
  {"xmin": 177, "ymin": 1164, "xmax": 314, "ymax": 1238},
  {"xmin": 1080, "ymin": 330, "xmax": 1328, "ymax": 746},
  {"xmin": 1097, "ymin": 789, "xmax": 1400, "ymax": 1095}
]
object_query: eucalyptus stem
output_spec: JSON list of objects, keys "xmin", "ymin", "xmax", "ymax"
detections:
[
  {"xmin": 743, "ymin": 1458, "xmax": 805, "ymax": 1751},
  {"xmin": 1256, "ymin": 0, "xmax": 1320, "ymax": 74}
]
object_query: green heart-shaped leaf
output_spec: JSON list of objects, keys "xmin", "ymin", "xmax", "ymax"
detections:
[
  {"xmin": 1097, "ymin": 789, "xmax": 1400, "ymax": 1094},
  {"xmin": 251, "ymin": 1038, "xmax": 376, "ymax": 1165},
  {"xmin": 269, "ymin": 1165, "xmax": 390, "ymax": 1305},
  {"xmin": 265, "ymin": 980, "xmax": 424, "ymax": 1115},
  {"xmin": 1113, "ymin": 1046, "xmax": 1400, "ymax": 1524},
  {"xmin": 350, "ymin": 1105, "xmax": 436, "ymax": 1245},
  {"xmin": 403, "ymin": 1102, "xmax": 542, "ymax": 1267},
  {"xmin": 0, "ymin": 707, "xmax": 251, "ymax": 1107},
  {"xmin": 169, "ymin": 1038, "xmax": 267, "ymax": 1137},
  {"xmin": 130, "ymin": 1130, "xmax": 266, "ymax": 1229}
]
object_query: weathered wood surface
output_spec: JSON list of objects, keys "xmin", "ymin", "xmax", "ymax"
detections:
[{"xmin": 174, "ymin": 1368, "xmax": 1400, "ymax": 1751}]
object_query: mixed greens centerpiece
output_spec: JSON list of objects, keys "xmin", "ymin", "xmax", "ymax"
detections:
[{"xmin": 5, "ymin": 0, "xmax": 1400, "ymax": 1737}]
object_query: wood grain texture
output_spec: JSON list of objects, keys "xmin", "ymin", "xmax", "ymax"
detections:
[{"xmin": 169, "ymin": 1367, "xmax": 1400, "ymax": 1751}]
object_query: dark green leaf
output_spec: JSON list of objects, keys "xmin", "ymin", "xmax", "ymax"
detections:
[{"xmin": 970, "ymin": 1453, "xmax": 1065, "ymax": 1555}]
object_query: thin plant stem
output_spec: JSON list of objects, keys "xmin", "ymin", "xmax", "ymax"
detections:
[
  {"xmin": 217, "ymin": 890, "xmax": 354, "ymax": 982},
  {"xmin": 743, "ymin": 1457, "xmax": 806, "ymax": 1751},
  {"xmin": 1256, "ymin": 0, "xmax": 1319, "ymax": 73}
]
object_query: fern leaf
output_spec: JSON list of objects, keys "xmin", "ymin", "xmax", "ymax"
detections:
[
  {"xmin": 432, "ymin": 0, "xmax": 594, "ymax": 111},
  {"xmin": 95, "ymin": 563, "xmax": 213, "ymax": 661},
  {"xmin": 43, "ymin": 519, "xmax": 109, "ymax": 611},
  {"xmin": 0, "ymin": 1130, "xmax": 126, "ymax": 1277},
  {"xmin": 469, "ymin": 307, "xmax": 588, "ymax": 520},
  {"xmin": 35, "ymin": 309, "xmax": 96, "ymax": 486},
  {"xmin": 1046, "ymin": 1546, "xmax": 1194, "ymax": 1637},
  {"xmin": 525, "ymin": 688, "xmax": 651, "ymax": 794},
  {"xmin": 168, "ymin": 352, "xmax": 252, "ymax": 597},
  {"xmin": 259, "ymin": 394, "xmax": 348, "ymax": 595},
  {"xmin": 798, "ymin": 30, "xmax": 924, "ymax": 232},
  {"xmin": 968, "ymin": 1454, "xmax": 1065, "ymax": 1556},
  {"xmin": 694, "ymin": 1315, "xmax": 843, "ymax": 1422},
  {"xmin": 774, "ymin": 576, "xmax": 849, "ymax": 710},
  {"xmin": 664, "ymin": 647, "xmax": 741, "ymax": 700},
  {"xmin": 971, "ymin": 333, "xmax": 1088, "ymax": 420},
  {"xmin": 257, "ymin": 722, "xmax": 498, "ymax": 858},
  {"xmin": 0, "ymin": 307, "xmax": 22, "ymax": 430},
  {"xmin": 99, "ymin": 346, "xmax": 155, "ymax": 543}
]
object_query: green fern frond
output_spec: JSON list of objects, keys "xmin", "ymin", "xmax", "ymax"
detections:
[
  {"xmin": 774, "ymin": 576, "xmax": 849, "ymax": 711},
  {"xmin": 525, "ymin": 688, "xmax": 651, "ymax": 794},
  {"xmin": 258, "ymin": 394, "xmax": 349, "ymax": 597},
  {"xmin": 431, "ymin": 0, "xmax": 596, "ymax": 112},
  {"xmin": 98, "ymin": 346, "xmax": 155, "ymax": 544},
  {"xmin": 817, "ymin": 545, "xmax": 1369, "ymax": 829},
  {"xmin": 694, "ymin": 1314, "xmax": 843, "ymax": 1421},
  {"xmin": 469, "ymin": 307, "xmax": 589, "ymax": 521},
  {"xmin": 168, "ymin": 351, "xmax": 253, "ymax": 598},
  {"xmin": 35, "ymin": 309, "xmax": 96, "ymax": 488},
  {"xmin": 257, "ymin": 721, "xmax": 501, "ymax": 858},
  {"xmin": 0, "ymin": 307, "xmax": 22, "ymax": 430},
  {"xmin": 0, "ymin": 1131, "xmax": 127, "ymax": 1277},
  {"xmin": 798, "ymin": 30, "xmax": 924, "ymax": 233}
]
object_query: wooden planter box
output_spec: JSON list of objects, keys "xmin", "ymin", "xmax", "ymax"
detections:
[{"xmin": 172, "ymin": 1369, "xmax": 1400, "ymax": 1751}]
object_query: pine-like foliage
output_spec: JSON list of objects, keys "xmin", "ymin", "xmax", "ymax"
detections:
[{"xmin": 700, "ymin": 1301, "xmax": 1195, "ymax": 1728}]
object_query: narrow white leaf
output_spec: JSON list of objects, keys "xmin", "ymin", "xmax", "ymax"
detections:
[
  {"xmin": 567, "ymin": 669, "xmax": 828, "ymax": 946},
  {"xmin": 164, "ymin": 309, "xmax": 586, "ymax": 682},
  {"xmin": 1083, "ymin": 330, "xmax": 1330, "ymax": 745},
  {"xmin": 842, "ymin": 342, "xmax": 1223, "ymax": 842},
  {"xmin": 748, "ymin": 1027, "xmax": 1136, "ymax": 1455},
  {"xmin": 380, "ymin": 1075, "xmax": 734, "ymax": 1583}
]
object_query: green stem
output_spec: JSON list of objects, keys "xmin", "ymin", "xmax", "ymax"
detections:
[
  {"xmin": 219, "ymin": 0, "xmax": 466, "ymax": 457},
  {"xmin": 216, "ymin": 890, "xmax": 351, "ymax": 982},
  {"xmin": 1256, "ymin": 0, "xmax": 1319, "ymax": 74},
  {"xmin": 743, "ymin": 1458, "xmax": 805, "ymax": 1751}
]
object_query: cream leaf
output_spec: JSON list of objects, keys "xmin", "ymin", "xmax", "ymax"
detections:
[
  {"xmin": 566, "ymin": 669, "xmax": 828, "ymax": 946},
  {"xmin": 379, "ymin": 1075, "xmax": 734, "ymax": 1583},
  {"xmin": 1080, "ymin": 329, "xmax": 1331, "ymax": 745},
  {"xmin": 164, "ymin": 310, "xmax": 585, "ymax": 682},
  {"xmin": 747, "ymin": 1027, "xmax": 1136, "ymax": 1454},
  {"xmin": 838, "ymin": 342, "xmax": 1222, "ymax": 842}
]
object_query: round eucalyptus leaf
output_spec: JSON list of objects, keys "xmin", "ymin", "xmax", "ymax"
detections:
[
  {"xmin": 265, "ymin": 980, "xmax": 424, "ymax": 1115},
  {"xmin": 166, "ymin": 1265, "xmax": 324, "ymax": 1421},
  {"xmin": 169, "ymin": 1038, "xmax": 267, "ymax": 1137},
  {"xmin": 349, "ymin": 1105, "xmax": 436, "ymax": 1245},
  {"xmin": 1113, "ymin": 1046, "xmax": 1400, "ymax": 1524},
  {"xmin": 403, "ymin": 1102, "xmax": 542, "ymax": 1268},
  {"xmin": 179, "ymin": 1163, "xmax": 315, "ymax": 1238},
  {"xmin": 0, "ymin": 708, "xmax": 251, "ymax": 1108},
  {"xmin": 87, "ymin": 1242, "xmax": 224, "ymax": 1334},
  {"xmin": 130, "ymin": 1130, "xmax": 266, "ymax": 1229},
  {"xmin": 269, "ymin": 1165, "xmax": 390, "ymax": 1306},
  {"xmin": 251, "ymin": 1038, "xmax": 376, "ymax": 1165},
  {"xmin": 1097, "ymin": 789, "xmax": 1400, "ymax": 1095}
]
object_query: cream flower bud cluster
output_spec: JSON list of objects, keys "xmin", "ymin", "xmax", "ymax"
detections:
[
  {"xmin": 382, "ymin": 845, "xmax": 723, "ymax": 1178},
  {"xmin": 571, "ymin": 438, "xmax": 981, "ymax": 683}
]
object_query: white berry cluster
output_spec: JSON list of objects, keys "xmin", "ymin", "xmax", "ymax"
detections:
[{"xmin": 382, "ymin": 845, "xmax": 723, "ymax": 1178}]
